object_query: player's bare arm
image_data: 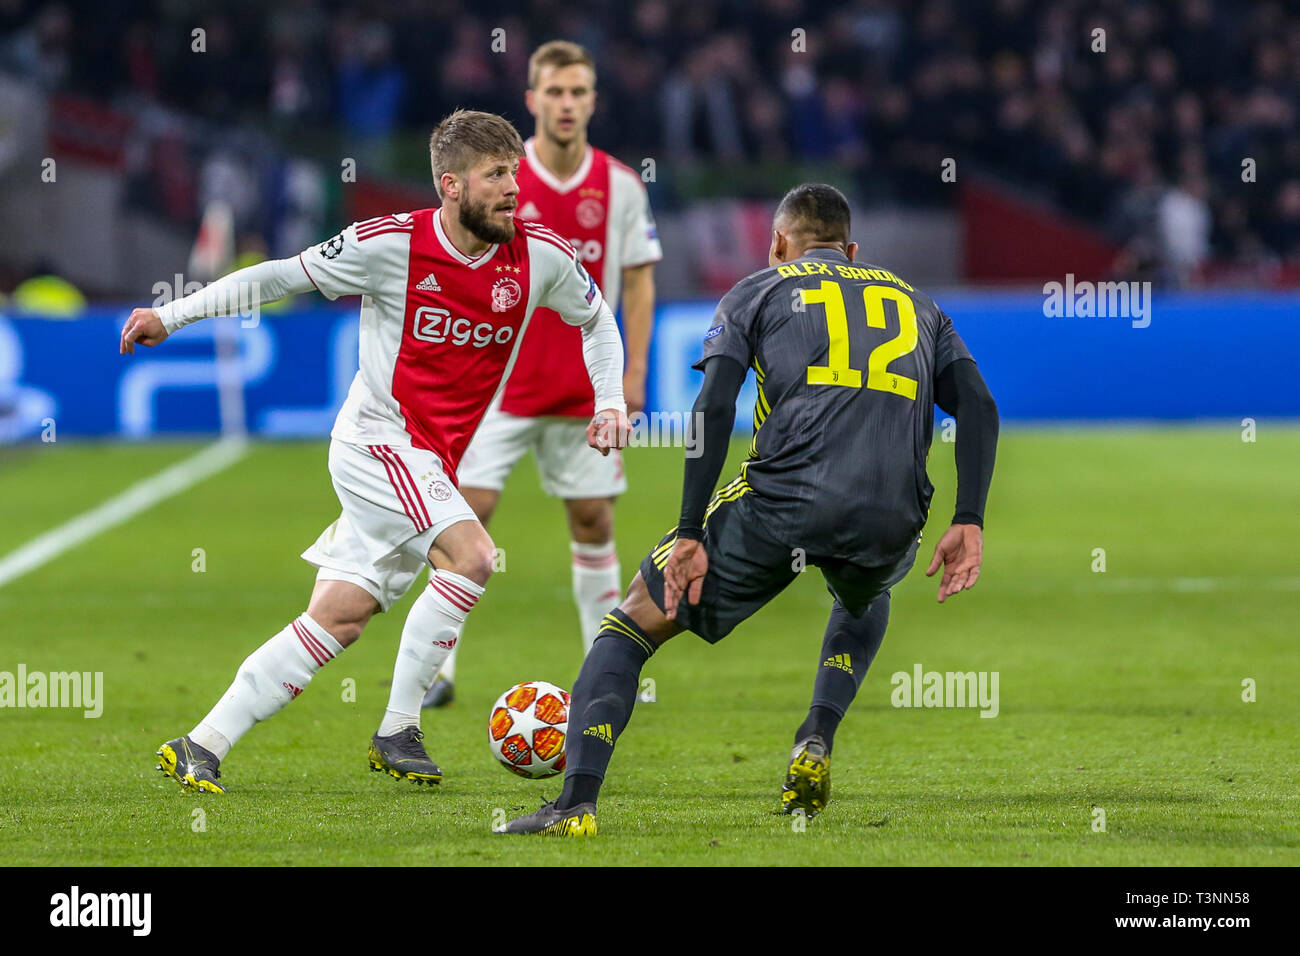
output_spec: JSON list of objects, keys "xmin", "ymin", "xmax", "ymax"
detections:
[
  {"xmin": 620, "ymin": 262, "xmax": 655, "ymax": 413},
  {"xmin": 930, "ymin": 356, "xmax": 999, "ymax": 603}
]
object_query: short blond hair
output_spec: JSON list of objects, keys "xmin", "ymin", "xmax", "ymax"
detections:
[
  {"xmin": 528, "ymin": 40, "xmax": 596, "ymax": 90},
  {"xmin": 428, "ymin": 109, "xmax": 525, "ymax": 199}
]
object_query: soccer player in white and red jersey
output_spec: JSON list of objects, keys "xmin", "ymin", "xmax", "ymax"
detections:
[
  {"xmin": 118, "ymin": 109, "xmax": 629, "ymax": 793},
  {"xmin": 424, "ymin": 41, "xmax": 662, "ymax": 707}
]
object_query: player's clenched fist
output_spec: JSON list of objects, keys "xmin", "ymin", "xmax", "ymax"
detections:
[
  {"xmin": 119, "ymin": 308, "xmax": 169, "ymax": 354},
  {"xmin": 586, "ymin": 408, "xmax": 631, "ymax": 456}
]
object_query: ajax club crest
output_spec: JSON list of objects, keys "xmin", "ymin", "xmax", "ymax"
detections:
[
  {"xmin": 491, "ymin": 277, "xmax": 522, "ymax": 313},
  {"xmin": 575, "ymin": 198, "xmax": 605, "ymax": 229}
]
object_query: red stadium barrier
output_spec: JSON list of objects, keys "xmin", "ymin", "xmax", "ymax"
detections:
[{"xmin": 960, "ymin": 176, "xmax": 1119, "ymax": 283}]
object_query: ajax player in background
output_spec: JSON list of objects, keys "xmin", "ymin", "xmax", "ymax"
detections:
[
  {"xmin": 119, "ymin": 110, "xmax": 629, "ymax": 793},
  {"xmin": 424, "ymin": 41, "xmax": 661, "ymax": 708},
  {"xmin": 497, "ymin": 185, "xmax": 999, "ymax": 836}
]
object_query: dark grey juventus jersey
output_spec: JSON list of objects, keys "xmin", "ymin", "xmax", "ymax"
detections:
[{"xmin": 696, "ymin": 247, "xmax": 973, "ymax": 565}]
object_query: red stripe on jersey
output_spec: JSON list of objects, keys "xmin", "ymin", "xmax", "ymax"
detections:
[
  {"xmin": 524, "ymin": 228, "xmax": 577, "ymax": 260},
  {"xmin": 522, "ymin": 221, "xmax": 574, "ymax": 248},
  {"xmin": 358, "ymin": 221, "xmax": 413, "ymax": 238},
  {"xmin": 368, "ymin": 445, "xmax": 425, "ymax": 531},
  {"xmin": 292, "ymin": 621, "xmax": 328, "ymax": 665},
  {"xmin": 356, "ymin": 223, "xmax": 412, "ymax": 239},
  {"xmin": 378, "ymin": 445, "xmax": 432, "ymax": 530},
  {"xmin": 432, "ymin": 573, "xmax": 479, "ymax": 608},
  {"xmin": 297, "ymin": 253, "xmax": 324, "ymax": 295},
  {"xmin": 429, "ymin": 575, "xmax": 474, "ymax": 612},
  {"xmin": 293, "ymin": 619, "xmax": 334, "ymax": 662},
  {"xmin": 356, "ymin": 227, "xmax": 410, "ymax": 243},
  {"xmin": 356, "ymin": 214, "xmax": 410, "ymax": 235}
]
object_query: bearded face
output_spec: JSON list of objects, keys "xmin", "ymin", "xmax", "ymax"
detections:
[{"xmin": 458, "ymin": 186, "xmax": 516, "ymax": 244}]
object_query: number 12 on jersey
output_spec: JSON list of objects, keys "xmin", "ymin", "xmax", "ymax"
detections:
[{"xmin": 800, "ymin": 280, "xmax": 918, "ymax": 400}]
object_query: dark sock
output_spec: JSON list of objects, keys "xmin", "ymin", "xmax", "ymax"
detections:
[
  {"xmin": 795, "ymin": 705, "xmax": 843, "ymax": 751},
  {"xmin": 562, "ymin": 772, "xmax": 602, "ymax": 807},
  {"xmin": 557, "ymin": 608, "xmax": 655, "ymax": 810},
  {"xmin": 796, "ymin": 593, "xmax": 891, "ymax": 753}
]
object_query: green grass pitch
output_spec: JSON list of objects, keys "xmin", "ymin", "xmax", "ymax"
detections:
[{"xmin": 0, "ymin": 428, "xmax": 1296, "ymax": 866}]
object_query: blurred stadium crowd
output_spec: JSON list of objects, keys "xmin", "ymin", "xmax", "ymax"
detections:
[{"xmin": 2, "ymin": 0, "xmax": 1299, "ymax": 286}]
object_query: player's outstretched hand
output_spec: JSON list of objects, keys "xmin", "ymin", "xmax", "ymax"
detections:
[
  {"xmin": 925, "ymin": 523, "xmax": 983, "ymax": 604},
  {"xmin": 120, "ymin": 308, "xmax": 169, "ymax": 354},
  {"xmin": 586, "ymin": 408, "xmax": 631, "ymax": 457},
  {"xmin": 663, "ymin": 538, "xmax": 708, "ymax": 621}
]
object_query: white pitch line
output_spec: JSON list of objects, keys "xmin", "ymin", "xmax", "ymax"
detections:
[
  {"xmin": 1084, "ymin": 576, "xmax": 1300, "ymax": 594},
  {"xmin": 0, "ymin": 438, "xmax": 248, "ymax": 589}
]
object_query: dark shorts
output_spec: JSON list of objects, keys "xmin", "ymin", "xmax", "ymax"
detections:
[{"xmin": 639, "ymin": 491, "xmax": 919, "ymax": 643}]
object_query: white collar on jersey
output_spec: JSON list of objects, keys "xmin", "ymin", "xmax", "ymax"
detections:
[
  {"xmin": 524, "ymin": 137, "xmax": 594, "ymax": 194},
  {"xmin": 433, "ymin": 206, "xmax": 501, "ymax": 268}
]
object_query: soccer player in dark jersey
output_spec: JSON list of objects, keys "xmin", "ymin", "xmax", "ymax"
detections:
[{"xmin": 496, "ymin": 184, "xmax": 999, "ymax": 836}]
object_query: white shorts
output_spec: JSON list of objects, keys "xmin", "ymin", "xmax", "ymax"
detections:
[
  {"xmin": 301, "ymin": 439, "xmax": 477, "ymax": 611},
  {"xmin": 458, "ymin": 407, "xmax": 627, "ymax": 499}
]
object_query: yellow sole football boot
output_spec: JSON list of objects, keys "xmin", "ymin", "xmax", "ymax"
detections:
[
  {"xmin": 156, "ymin": 736, "xmax": 226, "ymax": 794},
  {"xmin": 368, "ymin": 727, "xmax": 443, "ymax": 785},
  {"xmin": 495, "ymin": 800, "xmax": 598, "ymax": 836},
  {"xmin": 780, "ymin": 735, "xmax": 830, "ymax": 818}
]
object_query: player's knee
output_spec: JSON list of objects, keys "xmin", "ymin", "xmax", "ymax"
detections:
[
  {"xmin": 446, "ymin": 542, "xmax": 496, "ymax": 586},
  {"xmin": 624, "ymin": 571, "xmax": 649, "ymax": 604},
  {"xmin": 323, "ymin": 619, "xmax": 365, "ymax": 647},
  {"xmin": 303, "ymin": 610, "xmax": 366, "ymax": 647},
  {"xmin": 566, "ymin": 498, "xmax": 613, "ymax": 544},
  {"xmin": 305, "ymin": 582, "xmax": 378, "ymax": 647}
]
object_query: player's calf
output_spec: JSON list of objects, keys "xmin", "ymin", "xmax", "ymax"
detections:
[{"xmin": 168, "ymin": 611, "xmax": 349, "ymax": 791}]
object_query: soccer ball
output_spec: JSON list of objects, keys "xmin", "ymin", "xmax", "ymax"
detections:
[{"xmin": 488, "ymin": 681, "xmax": 570, "ymax": 778}]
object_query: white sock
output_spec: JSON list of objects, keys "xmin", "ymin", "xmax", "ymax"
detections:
[
  {"xmin": 571, "ymin": 540, "xmax": 621, "ymax": 654},
  {"xmin": 190, "ymin": 613, "xmax": 343, "ymax": 760},
  {"xmin": 437, "ymin": 641, "xmax": 459, "ymax": 683},
  {"xmin": 378, "ymin": 569, "xmax": 483, "ymax": 736}
]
